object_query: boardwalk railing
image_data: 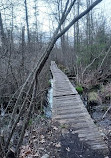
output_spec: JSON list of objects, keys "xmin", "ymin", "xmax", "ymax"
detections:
[{"xmin": 50, "ymin": 61, "xmax": 108, "ymax": 153}]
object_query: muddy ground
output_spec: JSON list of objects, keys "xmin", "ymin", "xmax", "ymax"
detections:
[{"xmin": 19, "ymin": 115, "xmax": 111, "ymax": 158}]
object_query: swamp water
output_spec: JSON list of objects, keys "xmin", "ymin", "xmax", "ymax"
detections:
[
  {"xmin": 44, "ymin": 79, "xmax": 53, "ymax": 118},
  {"xmin": 91, "ymin": 104, "xmax": 111, "ymax": 130},
  {"xmin": 44, "ymin": 78, "xmax": 111, "ymax": 134}
]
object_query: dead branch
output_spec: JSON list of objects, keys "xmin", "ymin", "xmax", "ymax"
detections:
[
  {"xmin": 82, "ymin": 51, "xmax": 104, "ymax": 80},
  {"xmin": 28, "ymin": 0, "xmax": 103, "ymax": 86},
  {"xmin": 99, "ymin": 45, "xmax": 111, "ymax": 70},
  {"xmin": 15, "ymin": 80, "xmax": 37, "ymax": 156},
  {"xmin": 8, "ymin": 0, "xmax": 102, "ymax": 127},
  {"xmin": 6, "ymin": 76, "xmax": 35, "ymax": 149},
  {"xmin": 61, "ymin": 0, "xmax": 76, "ymax": 24},
  {"xmin": 6, "ymin": 77, "xmax": 47, "ymax": 150},
  {"xmin": 8, "ymin": 63, "xmax": 38, "ymax": 128},
  {"xmin": 1, "ymin": 85, "xmax": 22, "ymax": 120},
  {"xmin": 55, "ymin": 0, "xmax": 102, "ymax": 40},
  {"xmin": 4, "ymin": 0, "xmax": 103, "ymax": 154},
  {"xmin": 102, "ymin": 105, "xmax": 111, "ymax": 119}
]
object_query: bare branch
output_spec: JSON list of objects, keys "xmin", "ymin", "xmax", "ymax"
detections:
[
  {"xmin": 82, "ymin": 50, "xmax": 104, "ymax": 79},
  {"xmin": 99, "ymin": 46, "xmax": 111, "ymax": 70},
  {"xmin": 56, "ymin": 0, "xmax": 102, "ymax": 39},
  {"xmin": 15, "ymin": 80, "xmax": 37, "ymax": 156},
  {"xmin": 61, "ymin": 0, "xmax": 76, "ymax": 24},
  {"xmin": 102, "ymin": 105, "xmax": 111, "ymax": 119},
  {"xmin": 33, "ymin": 0, "xmax": 103, "ymax": 80}
]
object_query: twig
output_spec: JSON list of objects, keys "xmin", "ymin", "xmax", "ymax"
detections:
[
  {"xmin": 3, "ymin": 0, "xmax": 103, "ymax": 154},
  {"xmin": 6, "ymin": 76, "xmax": 35, "ymax": 149},
  {"xmin": 102, "ymin": 105, "xmax": 111, "ymax": 119},
  {"xmin": 82, "ymin": 51, "xmax": 104, "ymax": 80},
  {"xmin": 99, "ymin": 45, "xmax": 111, "ymax": 70},
  {"xmin": 1, "ymin": 85, "xmax": 22, "ymax": 120},
  {"xmin": 8, "ymin": 60, "xmax": 40, "ymax": 127},
  {"xmin": 15, "ymin": 80, "xmax": 37, "ymax": 156}
]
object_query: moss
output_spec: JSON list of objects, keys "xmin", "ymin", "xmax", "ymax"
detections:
[
  {"xmin": 88, "ymin": 92, "xmax": 98, "ymax": 102},
  {"xmin": 88, "ymin": 92, "xmax": 102, "ymax": 106},
  {"xmin": 76, "ymin": 86, "xmax": 83, "ymax": 94},
  {"xmin": 48, "ymin": 80, "xmax": 51, "ymax": 87}
]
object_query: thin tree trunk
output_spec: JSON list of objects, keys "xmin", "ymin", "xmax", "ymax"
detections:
[
  {"xmin": 0, "ymin": 12, "xmax": 6, "ymax": 46},
  {"xmin": 34, "ymin": 0, "xmax": 38, "ymax": 42},
  {"xmin": 6, "ymin": 78, "xmax": 35, "ymax": 149},
  {"xmin": 5, "ymin": 0, "xmax": 102, "ymax": 154},
  {"xmin": 15, "ymin": 80, "xmax": 37, "ymax": 156},
  {"xmin": 24, "ymin": 0, "xmax": 30, "ymax": 43},
  {"xmin": 21, "ymin": 26, "xmax": 25, "ymax": 82},
  {"xmin": 76, "ymin": 0, "xmax": 80, "ymax": 53}
]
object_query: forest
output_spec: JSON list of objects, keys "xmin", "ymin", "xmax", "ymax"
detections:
[{"xmin": 0, "ymin": 0, "xmax": 111, "ymax": 157}]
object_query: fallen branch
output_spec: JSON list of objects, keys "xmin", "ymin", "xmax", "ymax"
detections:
[
  {"xmin": 6, "ymin": 79, "xmax": 48, "ymax": 151},
  {"xmin": 4, "ymin": 0, "xmax": 103, "ymax": 154},
  {"xmin": 102, "ymin": 105, "xmax": 111, "ymax": 119},
  {"xmin": 15, "ymin": 80, "xmax": 37, "ymax": 156},
  {"xmin": 6, "ymin": 76, "xmax": 35, "ymax": 149}
]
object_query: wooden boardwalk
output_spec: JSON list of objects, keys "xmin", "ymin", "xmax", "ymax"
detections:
[{"xmin": 50, "ymin": 61, "xmax": 108, "ymax": 153}]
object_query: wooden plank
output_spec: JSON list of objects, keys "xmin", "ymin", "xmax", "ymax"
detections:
[{"xmin": 50, "ymin": 61, "xmax": 108, "ymax": 153}]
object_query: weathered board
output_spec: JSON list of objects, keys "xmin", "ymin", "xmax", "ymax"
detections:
[{"xmin": 50, "ymin": 61, "xmax": 108, "ymax": 153}]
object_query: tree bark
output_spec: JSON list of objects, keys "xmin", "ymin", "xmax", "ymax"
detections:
[
  {"xmin": 33, "ymin": 0, "xmax": 103, "ymax": 78},
  {"xmin": 0, "ymin": 12, "xmax": 6, "ymax": 46},
  {"xmin": 24, "ymin": 0, "xmax": 30, "ymax": 43},
  {"xmin": 5, "ymin": 0, "xmax": 103, "ymax": 153},
  {"xmin": 15, "ymin": 80, "xmax": 37, "ymax": 156}
]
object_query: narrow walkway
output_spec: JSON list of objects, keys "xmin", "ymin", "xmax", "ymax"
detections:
[{"xmin": 50, "ymin": 61, "xmax": 108, "ymax": 153}]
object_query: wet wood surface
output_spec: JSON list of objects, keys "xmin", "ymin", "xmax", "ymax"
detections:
[{"xmin": 50, "ymin": 61, "xmax": 108, "ymax": 152}]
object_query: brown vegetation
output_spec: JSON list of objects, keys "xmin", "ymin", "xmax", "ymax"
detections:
[{"xmin": 0, "ymin": 0, "xmax": 111, "ymax": 157}]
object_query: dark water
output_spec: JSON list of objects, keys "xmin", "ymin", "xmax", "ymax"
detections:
[
  {"xmin": 45, "ymin": 79, "xmax": 111, "ymax": 134},
  {"xmin": 91, "ymin": 104, "xmax": 111, "ymax": 130},
  {"xmin": 44, "ymin": 79, "xmax": 53, "ymax": 118}
]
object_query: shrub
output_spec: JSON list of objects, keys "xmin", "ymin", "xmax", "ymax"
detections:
[
  {"xmin": 88, "ymin": 91, "xmax": 102, "ymax": 106},
  {"xmin": 100, "ymin": 83, "xmax": 111, "ymax": 103},
  {"xmin": 76, "ymin": 85, "xmax": 83, "ymax": 94}
]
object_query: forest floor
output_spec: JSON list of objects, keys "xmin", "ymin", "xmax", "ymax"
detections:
[{"xmin": 19, "ymin": 114, "xmax": 111, "ymax": 158}]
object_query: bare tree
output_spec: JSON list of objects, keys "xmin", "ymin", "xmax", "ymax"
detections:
[
  {"xmin": 24, "ymin": 0, "xmax": 30, "ymax": 43},
  {"xmin": 0, "ymin": 0, "xmax": 103, "ymax": 157},
  {"xmin": 0, "ymin": 12, "xmax": 6, "ymax": 47}
]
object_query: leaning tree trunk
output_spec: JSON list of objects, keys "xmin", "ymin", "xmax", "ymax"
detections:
[{"xmin": 5, "ymin": 0, "xmax": 103, "ymax": 157}]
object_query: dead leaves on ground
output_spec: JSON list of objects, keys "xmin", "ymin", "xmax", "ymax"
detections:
[
  {"xmin": 19, "ymin": 121, "xmax": 62, "ymax": 158},
  {"xmin": 19, "ymin": 145, "xmax": 32, "ymax": 158},
  {"xmin": 19, "ymin": 144, "xmax": 43, "ymax": 158},
  {"xmin": 54, "ymin": 142, "xmax": 61, "ymax": 148}
]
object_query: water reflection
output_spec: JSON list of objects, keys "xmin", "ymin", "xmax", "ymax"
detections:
[{"xmin": 44, "ymin": 79, "xmax": 53, "ymax": 118}]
